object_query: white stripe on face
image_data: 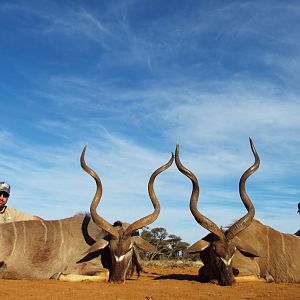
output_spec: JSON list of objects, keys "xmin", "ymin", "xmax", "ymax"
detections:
[
  {"xmin": 221, "ymin": 256, "xmax": 233, "ymax": 266},
  {"xmin": 115, "ymin": 254, "xmax": 125, "ymax": 262},
  {"xmin": 114, "ymin": 246, "xmax": 133, "ymax": 262}
]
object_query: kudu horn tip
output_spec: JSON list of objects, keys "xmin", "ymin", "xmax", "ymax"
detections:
[
  {"xmin": 175, "ymin": 144, "xmax": 180, "ymax": 155},
  {"xmin": 248, "ymin": 137, "xmax": 258, "ymax": 156},
  {"xmin": 80, "ymin": 145, "xmax": 88, "ymax": 168}
]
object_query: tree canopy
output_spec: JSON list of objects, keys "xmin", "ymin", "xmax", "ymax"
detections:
[{"xmin": 140, "ymin": 226, "xmax": 190, "ymax": 260}]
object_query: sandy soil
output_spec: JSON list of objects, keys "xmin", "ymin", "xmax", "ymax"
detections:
[{"xmin": 1, "ymin": 265, "xmax": 299, "ymax": 300}]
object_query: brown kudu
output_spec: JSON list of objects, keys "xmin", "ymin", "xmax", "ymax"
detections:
[
  {"xmin": 0, "ymin": 146, "xmax": 174, "ymax": 283},
  {"xmin": 175, "ymin": 138, "xmax": 300, "ymax": 285}
]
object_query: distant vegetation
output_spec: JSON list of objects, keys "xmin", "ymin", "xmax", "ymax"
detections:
[{"xmin": 139, "ymin": 226, "xmax": 191, "ymax": 261}]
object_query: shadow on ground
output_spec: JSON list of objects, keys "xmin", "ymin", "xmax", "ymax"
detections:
[{"xmin": 154, "ymin": 274, "xmax": 199, "ymax": 281}]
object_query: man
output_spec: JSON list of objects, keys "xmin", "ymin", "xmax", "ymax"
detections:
[
  {"xmin": 296, "ymin": 202, "xmax": 300, "ymax": 236},
  {"xmin": 0, "ymin": 181, "xmax": 41, "ymax": 223}
]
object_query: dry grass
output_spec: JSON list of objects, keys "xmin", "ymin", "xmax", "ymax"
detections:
[{"xmin": 141, "ymin": 259, "xmax": 203, "ymax": 268}]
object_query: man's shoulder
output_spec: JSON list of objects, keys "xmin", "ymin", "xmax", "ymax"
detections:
[
  {"xmin": 6, "ymin": 206, "xmax": 18, "ymax": 213},
  {"xmin": 6, "ymin": 206, "xmax": 34, "ymax": 220}
]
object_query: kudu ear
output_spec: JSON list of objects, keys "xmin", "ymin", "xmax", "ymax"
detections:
[
  {"xmin": 84, "ymin": 239, "xmax": 109, "ymax": 255},
  {"xmin": 132, "ymin": 236, "xmax": 161, "ymax": 254},
  {"xmin": 235, "ymin": 237, "xmax": 260, "ymax": 258},
  {"xmin": 187, "ymin": 239, "xmax": 210, "ymax": 254}
]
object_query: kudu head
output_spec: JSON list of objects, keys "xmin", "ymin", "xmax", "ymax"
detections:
[
  {"xmin": 175, "ymin": 138, "xmax": 260, "ymax": 286},
  {"xmin": 80, "ymin": 146, "xmax": 174, "ymax": 283}
]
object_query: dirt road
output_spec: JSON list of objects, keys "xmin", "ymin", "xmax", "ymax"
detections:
[{"xmin": 1, "ymin": 265, "xmax": 299, "ymax": 299}]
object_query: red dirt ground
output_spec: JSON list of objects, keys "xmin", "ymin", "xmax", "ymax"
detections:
[{"xmin": 1, "ymin": 265, "xmax": 299, "ymax": 299}]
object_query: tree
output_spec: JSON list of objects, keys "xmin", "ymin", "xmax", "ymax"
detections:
[
  {"xmin": 167, "ymin": 235, "xmax": 190, "ymax": 258},
  {"xmin": 140, "ymin": 227, "xmax": 190, "ymax": 260}
]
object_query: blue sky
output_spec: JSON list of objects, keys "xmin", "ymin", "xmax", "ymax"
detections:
[{"xmin": 0, "ymin": 1, "xmax": 299, "ymax": 244}]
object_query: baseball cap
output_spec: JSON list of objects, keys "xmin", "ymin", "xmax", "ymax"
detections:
[{"xmin": 0, "ymin": 182, "xmax": 10, "ymax": 195}]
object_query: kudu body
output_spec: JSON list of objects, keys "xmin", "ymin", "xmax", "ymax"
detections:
[
  {"xmin": 175, "ymin": 139, "xmax": 300, "ymax": 285},
  {"xmin": 0, "ymin": 146, "xmax": 174, "ymax": 283}
]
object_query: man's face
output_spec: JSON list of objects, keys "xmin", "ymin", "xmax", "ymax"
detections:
[{"xmin": 0, "ymin": 192, "xmax": 9, "ymax": 207}]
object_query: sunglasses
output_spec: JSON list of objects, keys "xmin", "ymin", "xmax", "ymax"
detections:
[{"xmin": 0, "ymin": 192, "xmax": 9, "ymax": 198}]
